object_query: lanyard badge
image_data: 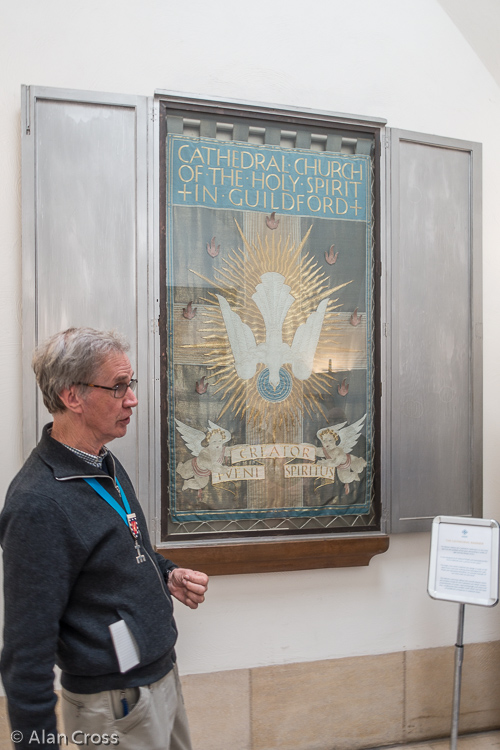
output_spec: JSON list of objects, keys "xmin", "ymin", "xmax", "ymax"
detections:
[
  {"xmin": 127, "ymin": 512, "xmax": 139, "ymax": 538},
  {"xmin": 127, "ymin": 512, "xmax": 146, "ymax": 564},
  {"xmin": 84, "ymin": 477, "xmax": 146, "ymax": 564}
]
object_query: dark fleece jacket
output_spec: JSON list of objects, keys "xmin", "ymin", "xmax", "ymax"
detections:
[{"xmin": 0, "ymin": 424, "xmax": 178, "ymax": 749}]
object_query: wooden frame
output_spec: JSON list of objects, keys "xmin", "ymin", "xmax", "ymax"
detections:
[
  {"xmin": 157, "ymin": 534, "xmax": 390, "ymax": 575},
  {"xmin": 156, "ymin": 93, "xmax": 387, "ymax": 573}
]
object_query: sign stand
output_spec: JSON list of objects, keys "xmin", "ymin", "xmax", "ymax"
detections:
[
  {"xmin": 427, "ymin": 516, "xmax": 499, "ymax": 750},
  {"xmin": 450, "ymin": 603, "xmax": 465, "ymax": 750}
]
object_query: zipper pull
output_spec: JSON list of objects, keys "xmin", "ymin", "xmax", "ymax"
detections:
[{"xmin": 120, "ymin": 690, "xmax": 129, "ymax": 717}]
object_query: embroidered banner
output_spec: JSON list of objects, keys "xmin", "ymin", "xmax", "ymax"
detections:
[{"xmin": 164, "ymin": 134, "xmax": 374, "ymax": 524}]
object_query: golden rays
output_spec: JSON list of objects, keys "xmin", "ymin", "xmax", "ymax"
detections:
[{"xmin": 190, "ymin": 221, "xmax": 351, "ymax": 434}]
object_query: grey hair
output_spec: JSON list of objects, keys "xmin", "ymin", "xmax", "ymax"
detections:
[{"xmin": 32, "ymin": 327, "xmax": 130, "ymax": 414}]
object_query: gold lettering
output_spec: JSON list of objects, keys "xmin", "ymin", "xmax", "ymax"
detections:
[
  {"xmin": 323, "ymin": 197, "xmax": 334, "ymax": 214},
  {"xmin": 267, "ymin": 155, "xmax": 280, "ymax": 172},
  {"xmin": 252, "ymin": 172, "xmax": 265, "ymax": 189},
  {"xmin": 207, "ymin": 167, "xmax": 219, "ymax": 185},
  {"xmin": 241, "ymin": 151, "xmax": 254, "ymax": 169},
  {"xmin": 178, "ymin": 165, "xmax": 195, "ymax": 182},
  {"xmin": 336, "ymin": 197, "xmax": 348, "ymax": 214},
  {"xmin": 254, "ymin": 153, "xmax": 266, "ymax": 170},
  {"xmin": 303, "ymin": 159, "xmax": 317, "ymax": 175},
  {"xmin": 350, "ymin": 181, "xmax": 361, "ymax": 198},
  {"xmin": 307, "ymin": 195, "xmax": 321, "ymax": 212},
  {"xmin": 178, "ymin": 144, "xmax": 190, "ymax": 163},
  {"xmin": 219, "ymin": 169, "xmax": 234, "ymax": 186},
  {"xmin": 351, "ymin": 163, "xmax": 363, "ymax": 179},
  {"xmin": 217, "ymin": 150, "xmax": 230, "ymax": 166},
  {"xmin": 245, "ymin": 190, "xmax": 260, "ymax": 208},
  {"xmin": 317, "ymin": 160, "xmax": 331, "ymax": 177},
  {"xmin": 349, "ymin": 200, "xmax": 362, "ymax": 215},
  {"xmin": 228, "ymin": 188, "xmax": 243, "ymax": 206},
  {"xmin": 302, "ymin": 446, "xmax": 314, "ymax": 460},
  {"xmin": 342, "ymin": 163, "xmax": 353, "ymax": 180},
  {"xmin": 294, "ymin": 157, "xmax": 305, "ymax": 175},
  {"xmin": 201, "ymin": 146, "xmax": 217, "ymax": 165},
  {"xmin": 203, "ymin": 186, "xmax": 217, "ymax": 203},
  {"xmin": 265, "ymin": 173, "xmax": 281, "ymax": 191},
  {"xmin": 190, "ymin": 147, "xmax": 204, "ymax": 163}
]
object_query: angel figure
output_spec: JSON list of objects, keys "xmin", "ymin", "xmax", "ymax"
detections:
[
  {"xmin": 316, "ymin": 414, "xmax": 367, "ymax": 495},
  {"xmin": 175, "ymin": 419, "xmax": 231, "ymax": 498}
]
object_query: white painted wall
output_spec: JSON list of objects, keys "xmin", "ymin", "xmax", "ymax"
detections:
[{"xmin": 1, "ymin": 0, "xmax": 500, "ymax": 679}]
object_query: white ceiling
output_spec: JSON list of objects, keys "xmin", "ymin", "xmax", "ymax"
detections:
[{"xmin": 437, "ymin": 0, "xmax": 500, "ymax": 87}]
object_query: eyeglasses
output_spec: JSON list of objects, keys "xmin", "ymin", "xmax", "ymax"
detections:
[{"xmin": 78, "ymin": 379, "xmax": 138, "ymax": 399}]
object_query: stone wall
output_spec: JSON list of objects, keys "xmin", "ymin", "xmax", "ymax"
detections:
[{"xmin": 1, "ymin": 642, "xmax": 499, "ymax": 750}]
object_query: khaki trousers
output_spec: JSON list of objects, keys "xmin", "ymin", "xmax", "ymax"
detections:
[{"xmin": 61, "ymin": 665, "xmax": 192, "ymax": 750}]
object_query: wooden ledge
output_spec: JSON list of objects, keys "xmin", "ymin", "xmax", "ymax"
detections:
[{"xmin": 157, "ymin": 534, "xmax": 390, "ymax": 575}]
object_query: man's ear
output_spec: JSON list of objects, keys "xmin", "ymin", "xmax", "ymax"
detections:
[{"xmin": 58, "ymin": 386, "xmax": 85, "ymax": 414}]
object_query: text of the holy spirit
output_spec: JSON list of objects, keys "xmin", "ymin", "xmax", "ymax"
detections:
[
  {"xmin": 212, "ymin": 463, "xmax": 337, "ymax": 484},
  {"xmin": 170, "ymin": 138, "xmax": 369, "ymax": 219},
  {"xmin": 211, "ymin": 443, "xmax": 342, "ymax": 484}
]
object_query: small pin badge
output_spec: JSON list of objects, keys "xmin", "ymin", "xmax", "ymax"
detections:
[
  {"xmin": 127, "ymin": 513, "xmax": 145, "ymax": 563},
  {"xmin": 127, "ymin": 513, "xmax": 139, "ymax": 538}
]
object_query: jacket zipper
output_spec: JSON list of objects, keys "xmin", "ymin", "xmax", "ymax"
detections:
[{"xmin": 55, "ymin": 467, "xmax": 171, "ymax": 601}]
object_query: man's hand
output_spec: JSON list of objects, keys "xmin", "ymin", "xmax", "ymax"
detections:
[{"xmin": 167, "ymin": 568, "xmax": 209, "ymax": 609}]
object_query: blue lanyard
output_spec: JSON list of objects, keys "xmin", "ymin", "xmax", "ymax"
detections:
[{"xmin": 84, "ymin": 476, "xmax": 131, "ymax": 527}]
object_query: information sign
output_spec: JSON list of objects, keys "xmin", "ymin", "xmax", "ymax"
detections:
[{"xmin": 428, "ymin": 516, "xmax": 499, "ymax": 607}]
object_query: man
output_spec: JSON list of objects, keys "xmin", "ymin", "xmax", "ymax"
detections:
[{"xmin": 0, "ymin": 328, "xmax": 208, "ymax": 750}]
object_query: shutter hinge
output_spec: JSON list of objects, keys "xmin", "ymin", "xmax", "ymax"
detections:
[{"xmin": 25, "ymin": 86, "xmax": 31, "ymax": 135}]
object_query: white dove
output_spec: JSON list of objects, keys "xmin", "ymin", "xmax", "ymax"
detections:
[{"xmin": 216, "ymin": 272, "xmax": 329, "ymax": 387}]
